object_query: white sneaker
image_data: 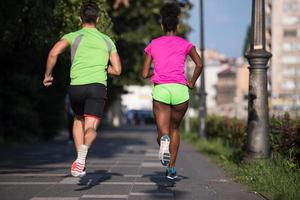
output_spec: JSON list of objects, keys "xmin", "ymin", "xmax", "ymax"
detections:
[
  {"xmin": 71, "ymin": 161, "xmax": 86, "ymax": 177},
  {"xmin": 159, "ymin": 135, "xmax": 170, "ymax": 166}
]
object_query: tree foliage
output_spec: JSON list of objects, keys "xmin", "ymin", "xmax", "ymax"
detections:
[
  {"xmin": 1, "ymin": 0, "xmax": 61, "ymax": 142},
  {"xmin": 0, "ymin": 0, "xmax": 191, "ymax": 143},
  {"xmin": 0, "ymin": 0, "xmax": 113, "ymax": 143},
  {"xmin": 54, "ymin": 0, "xmax": 114, "ymax": 37},
  {"xmin": 107, "ymin": 0, "xmax": 192, "ymax": 85},
  {"xmin": 243, "ymin": 25, "xmax": 251, "ymax": 54}
]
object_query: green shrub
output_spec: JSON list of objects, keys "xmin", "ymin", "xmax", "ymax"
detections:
[
  {"xmin": 269, "ymin": 113, "xmax": 300, "ymax": 164},
  {"xmin": 186, "ymin": 114, "xmax": 300, "ymax": 164}
]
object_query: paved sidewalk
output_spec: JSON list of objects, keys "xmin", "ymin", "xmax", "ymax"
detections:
[{"xmin": 0, "ymin": 126, "xmax": 265, "ymax": 200}]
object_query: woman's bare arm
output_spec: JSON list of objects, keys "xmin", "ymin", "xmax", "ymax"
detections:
[
  {"xmin": 141, "ymin": 54, "xmax": 153, "ymax": 79},
  {"xmin": 187, "ymin": 47, "xmax": 203, "ymax": 89}
]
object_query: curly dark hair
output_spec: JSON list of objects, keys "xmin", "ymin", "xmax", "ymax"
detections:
[
  {"xmin": 160, "ymin": 2, "xmax": 181, "ymax": 32},
  {"xmin": 80, "ymin": 0, "xmax": 100, "ymax": 24}
]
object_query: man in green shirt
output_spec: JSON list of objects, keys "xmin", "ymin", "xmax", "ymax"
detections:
[{"xmin": 43, "ymin": 0, "xmax": 121, "ymax": 177}]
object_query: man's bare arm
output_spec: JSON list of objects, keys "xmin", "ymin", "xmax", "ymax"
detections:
[{"xmin": 43, "ymin": 39, "xmax": 69, "ymax": 87}]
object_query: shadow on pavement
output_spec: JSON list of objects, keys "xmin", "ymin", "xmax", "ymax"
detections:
[
  {"xmin": 75, "ymin": 170, "xmax": 122, "ymax": 191},
  {"xmin": 141, "ymin": 171, "xmax": 189, "ymax": 199},
  {"xmin": 0, "ymin": 127, "xmax": 150, "ymax": 173}
]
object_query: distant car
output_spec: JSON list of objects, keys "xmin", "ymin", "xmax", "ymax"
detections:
[{"xmin": 126, "ymin": 109, "xmax": 155, "ymax": 125}]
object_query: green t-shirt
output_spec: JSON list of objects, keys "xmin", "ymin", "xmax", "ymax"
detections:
[{"xmin": 62, "ymin": 28, "xmax": 117, "ymax": 86}]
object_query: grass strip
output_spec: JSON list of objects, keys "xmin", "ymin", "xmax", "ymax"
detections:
[{"xmin": 182, "ymin": 133, "xmax": 300, "ymax": 200}]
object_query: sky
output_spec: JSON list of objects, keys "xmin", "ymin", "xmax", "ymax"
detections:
[{"xmin": 187, "ymin": 0, "xmax": 252, "ymax": 58}]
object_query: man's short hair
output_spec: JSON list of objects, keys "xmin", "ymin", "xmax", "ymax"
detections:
[{"xmin": 80, "ymin": 0, "xmax": 99, "ymax": 24}]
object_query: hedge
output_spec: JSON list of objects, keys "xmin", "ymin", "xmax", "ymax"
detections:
[{"xmin": 187, "ymin": 113, "xmax": 300, "ymax": 164}]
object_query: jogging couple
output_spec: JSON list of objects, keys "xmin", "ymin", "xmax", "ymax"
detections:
[{"xmin": 43, "ymin": 0, "xmax": 202, "ymax": 179}]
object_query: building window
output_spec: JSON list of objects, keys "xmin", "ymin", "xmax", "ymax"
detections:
[
  {"xmin": 283, "ymin": 68, "xmax": 296, "ymax": 76},
  {"xmin": 284, "ymin": 2, "xmax": 298, "ymax": 12},
  {"xmin": 282, "ymin": 43, "xmax": 300, "ymax": 51},
  {"xmin": 266, "ymin": 15, "xmax": 272, "ymax": 28},
  {"xmin": 266, "ymin": 3, "xmax": 272, "ymax": 13},
  {"xmin": 282, "ymin": 56, "xmax": 300, "ymax": 64},
  {"xmin": 281, "ymin": 81, "xmax": 295, "ymax": 90},
  {"xmin": 282, "ymin": 16, "xmax": 299, "ymax": 25},
  {"xmin": 283, "ymin": 29, "xmax": 297, "ymax": 37}
]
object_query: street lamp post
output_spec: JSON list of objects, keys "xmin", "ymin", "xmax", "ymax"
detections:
[
  {"xmin": 198, "ymin": 0, "xmax": 207, "ymax": 138},
  {"xmin": 245, "ymin": 0, "xmax": 272, "ymax": 159}
]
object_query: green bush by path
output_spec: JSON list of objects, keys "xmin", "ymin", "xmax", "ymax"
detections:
[
  {"xmin": 187, "ymin": 114, "xmax": 300, "ymax": 164},
  {"xmin": 269, "ymin": 114, "xmax": 300, "ymax": 163}
]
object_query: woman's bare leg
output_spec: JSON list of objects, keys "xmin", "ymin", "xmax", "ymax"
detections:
[
  {"xmin": 153, "ymin": 100, "xmax": 171, "ymax": 144},
  {"xmin": 169, "ymin": 101, "xmax": 189, "ymax": 167}
]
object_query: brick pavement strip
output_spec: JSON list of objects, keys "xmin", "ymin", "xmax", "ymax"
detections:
[{"xmin": 0, "ymin": 126, "xmax": 266, "ymax": 200}]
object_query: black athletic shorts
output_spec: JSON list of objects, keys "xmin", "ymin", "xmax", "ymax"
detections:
[{"xmin": 68, "ymin": 83, "xmax": 107, "ymax": 119}]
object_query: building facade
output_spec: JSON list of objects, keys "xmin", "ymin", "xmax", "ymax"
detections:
[
  {"xmin": 214, "ymin": 58, "xmax": 248, "ymax": 119},
  {"xmin": 268, "ymin": 0, "xmax": 300, "ymax": 115},
  {"xmin": 215, "ymin": 66, "xmax": 237, "ymax": 116},
  {"xmin": 186, "ymin": 49, "xmax": 227, "ymax": 116}
]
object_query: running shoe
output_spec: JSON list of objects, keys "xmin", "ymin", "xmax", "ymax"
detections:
[
  {"xmin": 71, "ymin": 161, "xmax": 86, "ymax": 177},
  {"xmin": 159, "ymin": 135, "xmax": 170, "ymax": 166},
  {"xmin": 166, "ymin": 167, "xmax": 177, "ymax": 180}
]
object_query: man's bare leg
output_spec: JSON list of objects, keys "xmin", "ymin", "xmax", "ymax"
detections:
[{"xmin": 72, "ymin": 115, "xmax": 84, "ymax": 151}]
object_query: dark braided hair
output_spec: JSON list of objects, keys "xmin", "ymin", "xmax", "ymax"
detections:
[
  {"xmin": 80, "ymin": 0, "xmax": 100, "ymax": 24},
  {"xmin": 160, "ymin": 2, "xmax": 181, "ymax": 32}
]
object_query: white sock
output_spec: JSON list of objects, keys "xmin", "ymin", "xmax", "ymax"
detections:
[{"xmin": 75, "ymin": 145, "xmax": 88, "ymax": 164}]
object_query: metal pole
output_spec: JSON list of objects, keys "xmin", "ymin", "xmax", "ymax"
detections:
[
  {"xmin": 198, "ymin": 0, "xmax": 207, "ymax": 138},
  {"xmin": 245, "ymin": 0, "xmax": 272, "ymax": 159}
]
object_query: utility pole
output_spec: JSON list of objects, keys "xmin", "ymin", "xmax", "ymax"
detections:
[
  {"xmin": 245, "ymin": 0, "xmax": 272, "ymax": 159},
  {"xmin": 198, "ymin": 0, "xmax": 207, "ymax": 138}
]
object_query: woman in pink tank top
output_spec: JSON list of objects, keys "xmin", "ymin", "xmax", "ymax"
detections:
[{"xmin": 142, "ymin": 2, "xmax": 203, "ymax": 179}]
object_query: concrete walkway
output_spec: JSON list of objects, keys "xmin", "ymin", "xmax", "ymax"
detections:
[{"xmin": 0, "ymin": 126, "xmax": 265, "ymax": 200}]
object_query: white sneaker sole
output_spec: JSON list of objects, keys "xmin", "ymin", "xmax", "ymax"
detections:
[
  {"xmin": 71, "ymin": 170, "xmax": 86, "ymax": 177},
  {"xmin": 159, "ymin": 135, "xmax": 170, "ymax": 166},
  {"xmin": 166, "ymin": 175, "xmax": 178, "ymax": 180}
]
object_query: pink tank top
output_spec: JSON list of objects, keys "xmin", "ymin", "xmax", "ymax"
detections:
[{"xmin": 144, "ymin": 36, "xmax": 193, "ymax": 84}]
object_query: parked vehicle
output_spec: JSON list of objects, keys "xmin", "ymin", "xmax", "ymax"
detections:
[{"xmin": 126, "ymin": 109, "xmax": 155, "ymax": 125}]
